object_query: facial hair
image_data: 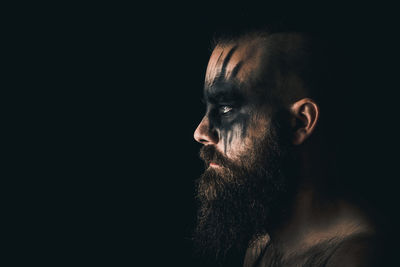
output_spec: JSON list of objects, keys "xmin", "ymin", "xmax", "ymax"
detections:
[{"xmin": 193, "ymin": 116, "xmax": 297, "ymax": 262}]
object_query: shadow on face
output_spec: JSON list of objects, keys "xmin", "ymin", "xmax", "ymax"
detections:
[{"xmin": 194, "ymin": 37, "xmax": 273, "ymax": 160}]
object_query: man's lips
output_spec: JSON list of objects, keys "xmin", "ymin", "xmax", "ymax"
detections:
[{"xmin": 209, "ymin": 162, "xmax": 221, "ymax": 168}]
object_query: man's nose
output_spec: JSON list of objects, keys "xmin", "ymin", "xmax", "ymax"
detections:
[{"xmin": 194, "ymin": 116, "xmax": 219, "ymax": 145}]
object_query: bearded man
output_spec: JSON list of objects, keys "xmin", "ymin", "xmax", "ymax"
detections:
[{"xmin": 193, "ymin": 30, "xmax": 384, "ymax": 266}]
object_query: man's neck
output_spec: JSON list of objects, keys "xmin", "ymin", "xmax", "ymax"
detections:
[
  {"xmin": 272, "ymin": 140, "xmax": 371, "ymax": 249},
  {"xmin": 244, "ymin": 189, "xmax": 375, "ymax": 267},
  {"xmin": 272, "ymin": 186, "xmax": 374, "ymax": 255},
  {"xmin": 245, "ymin": 141, "xmax": 376, "ymax": 266}
]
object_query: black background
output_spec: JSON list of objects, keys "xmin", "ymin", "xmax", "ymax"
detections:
[{"xmin": 9, "ymin": 2, "xmax": 399, "ymax": 266}]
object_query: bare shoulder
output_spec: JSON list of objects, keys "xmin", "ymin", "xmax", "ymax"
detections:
[{"xmin": 325, "ymin": 232, "xmax": 384, "ymax": 267}]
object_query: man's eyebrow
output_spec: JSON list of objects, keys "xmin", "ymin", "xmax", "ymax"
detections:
[{"xmin": 204, "ymin": 86, "xmax": 244, "ymax": 103}]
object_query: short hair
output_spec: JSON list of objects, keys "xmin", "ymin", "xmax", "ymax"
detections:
[
  {"xmin": 208, "ymin": 23, "xmax": 357, "ymax": 157},
  {"xmin": 213, "ymin": 29, "xmax": 342, "ymax": 110}
]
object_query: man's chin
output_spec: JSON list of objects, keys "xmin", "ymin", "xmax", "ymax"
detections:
[
  {"xmin": 209, "ymin": 162, "xmax": 222, "ymax": 168},
  {"xmin": 194, "ymin": 166, "xmax": 266, "ymax": 260},
  {"xmin": 194, "ymin": 123, "xmax": 294, "ymax": 261},
  {"xmin": 196, "ymin": 169, "xmax": 222, "ymax": 203}
]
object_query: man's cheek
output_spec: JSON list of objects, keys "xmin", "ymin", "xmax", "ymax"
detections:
[
  {"xmin": 220, "ymin": 127, "xmax": 255, "ymax": 159},
  {"xmin": 218, "ymin": 112, "xmax": 253, "ymax": 153}
]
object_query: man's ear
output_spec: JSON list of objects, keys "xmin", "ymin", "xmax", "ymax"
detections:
[{"xmin": 290, "ymin": 98, "xmax": 319, "ymax": 145}]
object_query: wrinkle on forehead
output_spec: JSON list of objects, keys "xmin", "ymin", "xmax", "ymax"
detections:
[{"xmin": 205, "ymin": 39, "xmax": 266, "ymax": 88}]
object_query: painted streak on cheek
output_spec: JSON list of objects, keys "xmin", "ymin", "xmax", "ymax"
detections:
[
  {"xmin": 221, "ymin": 123, "xmax": 245, "ymax": 155},
  {"xmin": 212, "ymin": 108, "xmax": 252, "ymax": 155}
]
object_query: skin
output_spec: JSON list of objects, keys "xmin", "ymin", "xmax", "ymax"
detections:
[
  {"xmin": 194, "ymin": 33, "xmax": 319, "ymax": 160},
  {"xmin": 194, "ymin": 37, "xmax": 271, "ymax": 161},
  {"xmin": 194, "ymin": 34, "xmax": 376, "ymax": 265}
]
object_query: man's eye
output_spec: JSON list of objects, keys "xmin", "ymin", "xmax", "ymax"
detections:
[{"xmin": 219, "ymin": 105, "xmax": 233, "ymax": 115}]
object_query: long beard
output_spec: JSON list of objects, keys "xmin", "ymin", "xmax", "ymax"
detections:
[{"xmin": 193, "ymin": 118, "xmax": 296, "ymax": 262}]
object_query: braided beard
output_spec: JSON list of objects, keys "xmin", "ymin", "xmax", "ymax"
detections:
[{"xmin": 194, "ymin": 118, "xmax": 296, "ymax": 262}]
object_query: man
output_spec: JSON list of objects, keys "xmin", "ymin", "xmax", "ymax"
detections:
[{"xmin": 193, "ymin": 30, "xmax": 384, "ymax": 266}]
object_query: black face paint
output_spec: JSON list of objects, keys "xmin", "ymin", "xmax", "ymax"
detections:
[
  {"xmin": 201, "ymin": 44, "xmax": 266, "ymax": 154},
  {"xmin": 230, "ymin": 61, "xmax": 243, "ymax": 78},
  {"xmin": 204, "ymin": 80, "xmax": 253, "ymax": 154},
  {"xmin": 215, "ymin": 45, "xmax": 238, "ymax": 83}
]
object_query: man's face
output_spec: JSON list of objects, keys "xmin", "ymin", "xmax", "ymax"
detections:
[
  {"xmin": 193, "ymin": 38, "xmax": 296, "ymax": 260},
  {"xmin": 194, "ymin": 39, "xmax": 271, "ymax": 161}
]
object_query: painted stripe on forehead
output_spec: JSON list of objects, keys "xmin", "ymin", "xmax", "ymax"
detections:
[
  {"xmin": 216, "ymin": 45, "xmax": 238, "ymax": 83},
  {"xmin": 229, "ymin": 61, "xmax": 243, "ymax": 79}
]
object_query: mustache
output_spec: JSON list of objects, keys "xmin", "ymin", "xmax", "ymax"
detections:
[{"xmin": 199, "ymin": 145, "xmax": 233, "ymax": 168}]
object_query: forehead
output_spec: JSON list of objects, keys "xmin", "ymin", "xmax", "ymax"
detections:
[{"xmin": 205, "ymin": 38, "xmax": 267, "ymax": 91}]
